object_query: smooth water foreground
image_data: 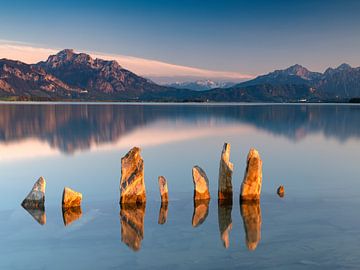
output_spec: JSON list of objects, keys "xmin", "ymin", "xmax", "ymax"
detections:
[{"xmin": 0, "ymin": 103, "xmax": 360, "ymax": 269}]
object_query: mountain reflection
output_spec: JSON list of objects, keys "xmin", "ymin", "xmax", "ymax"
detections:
[{"xmin": 1, "ymin": 104, "xmax": 359, "ymax": 154}]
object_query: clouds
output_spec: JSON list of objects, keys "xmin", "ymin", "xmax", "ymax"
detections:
[{"xmin": 0, "ymin": 41, "xmax": 254, "ymax": 83}]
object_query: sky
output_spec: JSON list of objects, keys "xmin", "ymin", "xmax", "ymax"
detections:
[{"xmin": 0, "ymin": 0, "xmax": 360, "ymax": 83}]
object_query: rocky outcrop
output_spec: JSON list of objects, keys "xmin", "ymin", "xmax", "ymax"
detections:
[
  {"xmin": 120, "ymin": 203, "xmax": 146, "ymax": 252},
  {"xmin": 218, "ymin": 201, "xmax": 232, "ymax": 248},
  {"xmin": 240, "ymin": 149, "xmax": 263, "ymax": 201},
  {"xmin": 120, "ymin": 147, "xmax": 146, "ymax": 204},
  {"xmin": 192, "ymin": 199, "xmax": 210, "ymax": 227},
  {"xmin": 22, "ymin": 205, "xmax": 46, "ymax": 225},
  {"xmin": 218, "ymin": 143, "xmax": 234, "ymax": 201},
  {"xmin": 277, "ymin": 185, "xmax": 285, "ymax": 198},
  {"xmin": 192, "ymin": 166, "xmax": 210, "ymax": 200},
  {"xmin": 62, "ymin": 187, "xmax": 82, "ymax": 208},
  {"xmin": 21, "ymin": 176, "xmax": 46, "ymax": 208},
  {"xmin": 62, "ymin": 206, "xmax": 82, "ymax": 226},
  {"xmin": 158, "ymin": 176, "xmax": 168, "ymax": 203},
  {"xmin": 158, "ymin": 203, "xmax": 168, "ymax": 225},
  {"xmin": 240, "ymin": 201, "xmax": 262, "ymax": 251}
]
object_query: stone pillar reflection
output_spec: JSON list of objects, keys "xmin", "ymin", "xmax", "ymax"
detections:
[
  {"xmin": 158, "ymin": 202, "xmax": 168, "ymax": 225},
  {"xmin": 192, "ymin": 199, "xmax": 210, "ymax": 227},
  {"xmin": 240, "ymin": 201, "xmax": 262, "ymax": 251},
  {"xmin": 218, "ymin": 200, "xmax": 232, "ymax": 248},
  {"xmin": 62, "ymin": 206, "xmax": 82, "ymax": 226}
]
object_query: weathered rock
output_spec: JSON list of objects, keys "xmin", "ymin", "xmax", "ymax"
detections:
[
  {"xmin": 22, "ymin": 204, "xmax": 46, "ymax": 225},
  {"xmin": 218, "ymin": 143, "xmax": 234, "ymax": 201},
  {"xmin": 240, "ymin": 148, "xmax": 263, "ymax": 201},
  {"xmin": 21, "ymin": 176, "xmax": 46, "ymax": 208},
  {"xmin": 158, "ymin": 176, "xmax": 168, "ymax": 203},
  {"xmin": 240, "ymin": 201, "xmax": 262, "ymax": 251},
  {"xmin": 218, "ymin": 201, "xmax": 232, "ymax": 248},
  {"xmin": 192, "ymin": 166, "xmax": 210, "ymax": 200},
  {"xmin": 120, "ymin": 147, "xmax": 146, "ymax": 204},
  {"xmin": 120, "ymin": 203, "xmax": 146, "ymax": 252},
  {"xmin": 62, "ymin": 206, "xmax": 82, "ymax": 226},
  {"xmin": 192, "ymin": 199, "xmax": 210, "ymax": 227},
  {"xmin": 62, "ymin": 187, "xmax": 82, "ymax": 208},
  {"xmin": 277, "ymin": 185, "xmax": 285, "ymax": 198},
  {"xmin": 158, "ymin": 202, "xmax": 168, "ymax": 225}
]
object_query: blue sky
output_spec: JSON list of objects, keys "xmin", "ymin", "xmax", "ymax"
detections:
[{"xmin": 0, "ymin": 0, "xmax": 360, "ymax": 80}]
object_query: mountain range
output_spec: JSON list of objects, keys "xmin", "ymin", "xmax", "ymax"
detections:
[
  {"xmin": 1, "ymin": 49, "xmax": 360, "ymax": 102},
  {"xmin": 165, "ymin": 80, "xmax": 236, "ymax": 91}
]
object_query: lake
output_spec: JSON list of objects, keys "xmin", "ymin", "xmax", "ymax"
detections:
[{"xmin": 0, "ymin": 103, "xmax": 360, "ymax": 269}]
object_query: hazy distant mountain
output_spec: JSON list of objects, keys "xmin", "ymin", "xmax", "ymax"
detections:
[{"xmin": 166, "ymin": 80, "xmax": 236, "ymax": 91}]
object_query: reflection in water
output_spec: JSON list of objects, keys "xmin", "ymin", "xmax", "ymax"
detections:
[
  {"xmin": 1, "ymin": 104, "xmax": 360, "ymax": 155},
  {"xmin": 120, "ymin": 203, "xmax": 146, "ymax": 252},
  {"xmin": 158, "ymin": 202, "xmax": 168, "ymax": 225},
  {"xmin": 240, "ymin": 201, "xmax": 262, "ymax": 251},
  {"xmin": 192, "ymin": 199, "xmax": 210, "ymax": 227},
  {"xmin": 21, "ymin": 204, "xmax": 46, "ymax": 225},
  {"xmin": 218, "ymin": 201, "xmax": 232, "ymax": 248},
  {"xmin": 62, "ymin": 206, "xmax": 82, "ymax": 226}
]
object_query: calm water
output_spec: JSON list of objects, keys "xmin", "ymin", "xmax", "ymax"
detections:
[{"xmin": 1, "ymin": 103, "xmax": 360, "ymax": 269}]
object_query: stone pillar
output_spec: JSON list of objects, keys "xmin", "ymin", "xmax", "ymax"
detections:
[{"xmin": 218, "ymin": 143, "xmax": 234, "ymax": 202}]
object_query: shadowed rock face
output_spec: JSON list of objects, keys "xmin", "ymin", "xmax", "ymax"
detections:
[
  {"xmin": 120, "ymin": 147, "xmax": 146, "ymax": 204},
  {"xmin": 240, "ymin": 201, "xmax": 262, "ymax": 251},
  {"xmin": 158, "ymin": 176, "xmax": 169, "ymax": 203},
  {"xmin": 62, "ymin": 187, "xmax": 82, "ymax": 208},
  {"xmin": 218, "ymin": 201, "xmax": 232, "ymax": 249},
  {"xmin": 62, "ymin": 206, "xmax": 82, "ymax": 226},
  {"xmin": 240, "ymin": 149, "xmax": 263, "ymax": 201},
  {"xmin": 22, "ymin": 204, "xmax": 46, "ymax": 225},
  {"xmin": 192, "ymin": 199, "xmax": 210, "ymax": 227},
  {"xmin": 21, "ymin": 176, "xmax": 46, "ymax": 208},
  {"xmin": 192, "ymin": 166, "xmax": 211, "ymax": 200},
  {"xmin": 158, "ymin": 202, "xmax": 168, "ymax": 225},
  {"xmin": 120, "ymin": 203, "xmax": 146, "ymax": 252},
  {"xmin": 218, "ymin": 143, "xmax": 234, "ymax": 202}
]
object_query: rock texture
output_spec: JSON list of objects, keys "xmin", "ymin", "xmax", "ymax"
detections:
[
  {"xmin": 218, "ymin": 143, "xmax": 234, "ymax": 201},
  {"xmin": 192, "ymin": 199, "xmax": 210, "ymax": 227},
  {"xmin": 22, "ymin": 205, "xmax": 46, "ymax": 225},
  {"xmin": 120, "ymin": 203, "xmax": 146, "ymax": 251},
  {"xmin": 62, "ymin": 187, "xmax": 82, "ymax": 208},
  {"xmin": 240, "ymin": 149, "xmax": 263, "ymax": 201},
  {"xmin": 120, "ymin": 147, "xmax": 146, "ymax": 204},
  {"xmin": 62, "ymin": 206, "xmax": 82, "ymax": 226},
  {"xmin": 158, "ymin": 176, "xmax": 169, "ymax": 203},
  {"xmin": 21, "ymin": 176, "xmax": 46, "ymax": 208},
  {"xmin": 277, "ymin": 185, "xmax": 285, "ymax": 198},
  {"xmin": 240, "ymin": 201, "xmax": 262, "ymax": 251},
  {"xmin": 218, "ymin": 201, "xmax": 232, "ymax": 248},
  {"xmin": 192, "ymin": 166, "xmax": 210, "ymax": 200},
  {"xmin": 158, "ymin": 202, "xmax": 168, "ymax": 225}
]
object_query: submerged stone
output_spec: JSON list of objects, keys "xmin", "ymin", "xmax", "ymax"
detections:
[
  {"xmin": 240, "ymin": 148, "xmax": 263, "ymax": 201},
  {"xmin": 120, "ymin": 147, "xmax": 146, "ymax": 204},
  {"xmin": 192, "ymin": 199, "xmax": 210, "ymax": 227},
  {"xmin": 240, "ymin": 201, "xmax": 262, "ymax": 251},
  {"xmin": 21, "ymin": 176, "xmax": 46, "ymax": 208},
  {"xmin": 192, "ymin": 166, "xmax": 210, "ymax": 200},
  {"xmin": 218, "ymin": 143, "xmax": 234, "ymax": 201},
  {"xmin": 277, "ymin": 185, "xmax": 285, "ymax": 198},
  {"xmin": 62, "ymin": 187, "xmax": 82, "ymax": 208},
  {"xmin": 158, "ymin": 176, "xmax": 169, "ymax": 203}
]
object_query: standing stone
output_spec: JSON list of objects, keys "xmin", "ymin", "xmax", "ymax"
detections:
[
  {"xmin": 192, "ymin": 199, "xmax": 210, "ymax": 227},
  {"xmin": 62, "ymin": 187, "xmax": 82, "ymax": 208},
  {"xmin": 158, "ymin": 176, "xmax": 169, "ymax": 203},
  {"xmin": 277, "ymin": 185, "xmax": 285, "ymax": 198},
  {"xmin": 240, "ymin": 148, "xmax": 263, "ymax": 201},
  {"xmin": 240, "ymin": 201, "xmax": 262, "ymax": 251},
  {"xmin": 120, "ymin": 147, "xmax": 146, "ymax": 204},
  {"xmin": 218, "ymin": 143, "xmax": 234, "ymax": 201},
  {"xmin": 21, "ymin": 176, "xmax": 46, "ymax": 208},
  {"xmin": 192, "ymin": 166, "xmax": 210, "ymax": 200}
]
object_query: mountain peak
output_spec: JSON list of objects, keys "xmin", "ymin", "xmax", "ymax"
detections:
[
  {"xmin": 336, "ymin": 63, "xmax": 352, "ymax": 70},
  {"xmin": 56, "ymin": 49, "xmax": 75, "ymax": 60}
]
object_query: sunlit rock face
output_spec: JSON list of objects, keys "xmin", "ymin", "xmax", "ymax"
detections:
[
  {"xmin": 158, "ymin": 176, "xmax": 169, "ymax": 203},
  {"xmin": 21, "ymin": 176, "xmax": 46, "ymax": 208},
  {"xmin": 158, "ymin": 202, "xmax": 168, "ymax": 225},
  {"xmin": 240, "ymin": 149, "xmax": 263, "ymax": 201},
  {"xmin": 120, "ymin": 147, "xmax": 146, "ymax": 204},
  {"xmin": 120, "ymin": 203, "xmax": 146, "ymax": 252},
  {"xmin": 192, "ymin": 199, "xmax": 210, "ymax": 227},
  {"xmin": 62, "ymin": 187, "xmax": 82, "ymax": 208},
  {"xmin": 277, "ymin": 185, "xmax": 285, "ymax": 198},
  {"xmin": 218, "ymin": 143, "xmax": 234, "ymax": 202},
  {"xmin": 62, "ymin": 206, "xmax": 82, "ymax": 226},
  {"xmin": 192, "ymin": 166, "xmax": 210, "ymax": 200},
  {"xmin": 218, "ymin": 201, "xmax": 232, "ymax": 248},
  {"xmin": 240, "ymin": 201, "xmax": 262, "ymax": 251},
  {"xmin": 22, "ymin": 204, "xmax": 46, "ymax": 225}
]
